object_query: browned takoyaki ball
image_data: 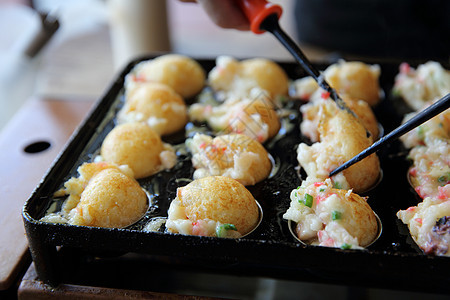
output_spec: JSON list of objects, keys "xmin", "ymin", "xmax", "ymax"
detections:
[
  {"xmin": 208, "ymin": 56, "xmax": 289, "ymax": 99},
  {"xmin": 69, "ymin": 167, "xmax": 148, "ymax": 228},
  {"xmin": 297, "ymin": 106, "xmax": 381, "ymax": 193},
  {"xmin": 44, "ymin": 162, "xmax": 148, "ymax": 228},
  {"xmin": 100, "ymin": 122, "xmax": 176, "ymax": 179},
  {"xmin": 300, "ymin": 90, "xmax": 379, "ymax": 142},
  {"xmin": 127, "ymin": 54, "xmax": 206, "ymax": 98},
  {"xmin": 118, "ymin": 82, "xmax": 188, "ymax": 135},
  {"xmin": 166, "ymin": 176, "xmax": 260, "ymax": 237},
  {"xmin": 324, "ymin": 61, "xmax": 381, "ymax": 106}
]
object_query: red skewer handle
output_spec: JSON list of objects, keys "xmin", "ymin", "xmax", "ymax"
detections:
[{"xmin": 236, "ymin": 0, "xmax": 282, "ymax": 34}]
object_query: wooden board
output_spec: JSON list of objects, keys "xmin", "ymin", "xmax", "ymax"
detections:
[{"xmin": 0, "ymin": 97, "xmax": 93, "ymax": 290}]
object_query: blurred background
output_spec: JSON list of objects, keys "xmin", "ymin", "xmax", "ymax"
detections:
[{"xmin": 0, "ymin": 0, "xmax": 314, "ymax": 131}]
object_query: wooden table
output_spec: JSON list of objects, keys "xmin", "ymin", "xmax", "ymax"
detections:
[{"xmin": 0, "ymin": 97, "xmax": 94, "ymax": 290}]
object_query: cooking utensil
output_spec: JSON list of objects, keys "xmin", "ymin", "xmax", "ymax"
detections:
[
  {"xmin": 329, "ymin": 93, "xmax": 450, "ymax": 176},
  {"xmin": 22, "ymin": 56, "xmax": 450, "ymax": 292},
  {"xmin": 236, "ymin": 0, "xmax": 351, "ymax": 113}
]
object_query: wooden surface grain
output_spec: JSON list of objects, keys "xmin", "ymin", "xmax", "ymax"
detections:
[{"xmin": 0, "ymin": 97, "xmax": 94, "ymax": 290}]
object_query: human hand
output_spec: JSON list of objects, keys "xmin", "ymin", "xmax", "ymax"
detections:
[{"xmin": 179, "ymin": 0, "xmax": 250, "ymax": 30}]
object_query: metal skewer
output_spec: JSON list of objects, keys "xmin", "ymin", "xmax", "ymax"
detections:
[
  {"xmin": 329, "ymin": 93, "xmax": 450, "ymax": 176},
  {"xmin": 259, "ymin": 14, "xmax": 351, "ymax": 113},
  {"xmin": 236, "ymin": 0, "xmax": 362, "ymax": 123}
]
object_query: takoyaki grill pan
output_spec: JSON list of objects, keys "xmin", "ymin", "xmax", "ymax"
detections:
[{"xmin": 22, "ymin": 56, "xmax": 450, "ymax": 294}]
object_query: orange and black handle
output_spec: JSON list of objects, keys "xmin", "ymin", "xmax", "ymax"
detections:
[{"xmin": 236, "ymin": 0, "xmax": 282, "ymax": 34}]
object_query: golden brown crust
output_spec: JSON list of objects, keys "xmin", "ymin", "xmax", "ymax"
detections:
[
  {"xmin": 177, "ymin": 176, "xmax": 259, "ymax": 235},
  {"xmin": 342, "ymin": 95, "xmax": 379, "ymax": 139},
  {"xmin": 100, "ymin": 123, "xmax": 164, "ymax": 179},
  {"xmin": 120, "ymin": 82, "xmax": 187, "ymax": 135},
  {"xmin": 208, "ymin": 56, "xmax": 289, "ymax": 99},
  {"xmin": 212, "ymin": 134, "xmax": 271, "ymax": 181},
  {"xmin": 319, "ymin": 107, "xmax": 381, "ymax": 193},
  {"xmin": 240, "ymin": 58, "xmax": 289, "ymax": 97},
  {"xmin": 331, "ymin": 189, "xmax": 378, "ymax": 246},
  {"xmin": 325, "ymin": 61, "xmax": 381, "ymax": 106},
  {"xmin": 301, "ymin": 94, "xmax": 379, "ymax": 142},
  {"xmin": 131, "ymin": 54, "xmax": 206, "ymax": 98},
  {"xmin": 70, "ymin": 168, "xmax": 148, "ymax": 228},
  {"xmin": 243, "ymin": 97, "xmax": 281, "ymax": 139}
]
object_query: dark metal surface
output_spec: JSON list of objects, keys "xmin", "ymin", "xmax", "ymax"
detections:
[{"xmin": 22, "ymin": 56, "xmax": 450, "ymax": 293}]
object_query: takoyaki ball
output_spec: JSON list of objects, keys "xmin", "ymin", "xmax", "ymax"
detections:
[
  {"xmin": 100, "ymin": 122, "xmax": 176, "ymax": 179},
  {"xmin": 407, "ymin": 139, "xmax": 450, "ymax": 200},
  {"xmin": 291, "ymin": 76, "xmax": 318, "ymax": 101},
  {"xmin": 187, "ymin": 133, "xmax": 272, "ymax": 185},
  {"xmin": 208, "ymin": 56, "xmax": 289, "ymax": 100},
  {"xmin": 69, "ymin": 167, "xmax": 147, "ymax": 228},
  {"xmin": 189, "ymin": 91, "xmax": 280, "ymax": 143},
  {"xmin": 400, "ymin": 104, "xmax": 450, "ymax": 149},
  {"xmin": 297, "ymin": 107, "xmax": 381, "ymax": 193},
  {"xmin": 118, "ymin": 82, "xmax": 188, "ymax": 135},
  {"xmin": 43, "ymin": 162, "xmax": 148, "ymax": 228},
  {"xmin": 126, "ymin": 54, "xmax": 206, "ymax": 98},
  {"xmin": 291, "ymin": 61, "xmax": 381, "ymax": 106},
  {"xmin": 393, "ymin": 61, "xmax": 450, "ymax": 111},
  {"xmin": 283, "ymin": 179, "xmax": 378, "ymax": 248},
  {"xmin": 166, "ymin": 176, "xmax": 260, "ymax": 238},
  {"xmin": 300, "ymin": 90, "xmax": 379, "ymax": 142},
  {"xmin": 324, "ymin": 60, "xmax": 381, "ymax": 106},
  {"xmin": 397, "ymin": 197, "xmax": 450, "ymax": 256}
]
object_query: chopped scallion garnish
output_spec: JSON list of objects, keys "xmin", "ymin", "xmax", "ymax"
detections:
[
  {"xmin": 341, "ymin": 243, "xmax": 352, "ymax": 250},
  {"xmin": 417, "ymin": 126, "xmax": 425, "ymax": 139},
  {"xmin": 437, "ymin": 173, "xmax": 450, "ymax": 186},
  {"xmin": 303, "ymin": 193, "xmax": 313, "ymax": 207},
  {"xmin": 216, "ymin": 223, "xmax": 237, "ymax": 238},
  {"xmin": 332, "ymin": 211, "xmax": 342, "ymax": 220}
]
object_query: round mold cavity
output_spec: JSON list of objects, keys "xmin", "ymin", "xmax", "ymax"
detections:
[
  {"xmin": 121, "ymin": 189, "xmax": 152, "ymax": 229},
  {"xmin": 147, "ymin": 200, "xmax": 264, "ymax": 239},
  {"xmin": 287, "ymin": 212, "xmax": 383, "ymax": 249}
]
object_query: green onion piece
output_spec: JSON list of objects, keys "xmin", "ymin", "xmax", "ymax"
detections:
[
  {"xmin": 341, "ymin": 243, "xmax": 352, "ymax": 250},
  {"xmin": 332, "ymin": 211, "xmax": 342, "ymax": 220},
  {"xmin": 319, "ymin": 188, "xmax": 325, "ymax": 192},
  {"xmin": 417, "ymin": 126, "xmax": 425, "ymax": 139},
  {"xmin": 216, "ymin": 223, "xmax": 237, "ymax": 238},
  {"xmin": 278, "ymin": 95, "xmax": 289, "ymax": 103},
  {"xmin": 391, "ymin": 88, "xmax": 401, "ymax": 97},
  {"xmin": 437, "ymin": 173, "xmax": 450, "ymax": 186},
  {"xmin": 303, "ymin": 193, "xmax": 313, "ymax": 208},
  {"xmin": 333, "ymin": 181, "xmax": 342, "ymax": 189}
]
